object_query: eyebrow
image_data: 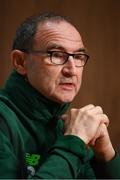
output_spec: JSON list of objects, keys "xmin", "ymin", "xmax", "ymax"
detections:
[{"xmin": 46, "ymin": 44, "xmax": 87, "ymax": 53}]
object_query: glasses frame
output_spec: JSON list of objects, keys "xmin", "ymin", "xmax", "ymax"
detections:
[{"xmin": 21, "ymin": 49, "xmax": 89, "ymax": 67}]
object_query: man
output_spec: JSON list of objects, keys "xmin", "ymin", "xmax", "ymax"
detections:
[{"xmin": 0, "ymin": 12, "xmax": 120, "ymax": 179}]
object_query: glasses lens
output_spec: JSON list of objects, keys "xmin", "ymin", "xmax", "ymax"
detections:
[
  {"xmin": 51, "ymin": 52, "xmax": 67, "ymax": 64},
  {"xmin": 50, "ymin": 51, "xmax": 88, "ymax": 66},
  {"xmin": 74, "ymin": 54, "xmax": 88, "ymax": 66}
]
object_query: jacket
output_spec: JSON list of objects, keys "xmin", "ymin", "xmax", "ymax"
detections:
[{"xmin": 0, "ymin": 70, "xmax": 120, "ymax": 179}]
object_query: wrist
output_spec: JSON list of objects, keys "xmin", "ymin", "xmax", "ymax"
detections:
[
  {"xmin": 64, "ymin": 131, "xmax": 89, "ymax": 145},
  {"xmin": 94, "ymin": 144, "xmax": 115, "ymax": 162}
]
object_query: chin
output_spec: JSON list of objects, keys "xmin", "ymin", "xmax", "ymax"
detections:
[
  {"xmin": 63, "ymin": 99, "xmax": 74, "ymax": 103},
  {"xmin": 56, "ymin": 96, "xmax": 75, "ymax": 104},
  {"xmin": 49, "ymin": 91, "xmax": 76, "ymax": 104}
]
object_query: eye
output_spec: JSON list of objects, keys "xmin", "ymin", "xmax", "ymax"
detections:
[
  {"xmin": 52, "ymin": 51, "xmax": 65, "ymax": 58},
  {"xmin": 51, "ymin": 51, "xmax": 67, "ymax": 64},
  {"xmin": 74, "ymin": 54, "xmax": 86, "ymax": 60}
]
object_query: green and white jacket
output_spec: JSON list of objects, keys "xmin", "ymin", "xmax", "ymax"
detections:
[{"xmin": 0, "ymin": 71, "xmax": 120, "ymax": 179}]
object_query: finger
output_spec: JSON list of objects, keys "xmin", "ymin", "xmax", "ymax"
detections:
[
  {"xmin": 96, "ymin": 114, "xmax": 109, "ymax": 126},
  {"xmin": 60, "ymin": 114, "xmax": 68, "ymax": 120},
  {"xmin": 88, "ymin": 124, "xmax": 105, "ymax": 146},
  {"xmin": 88, "ymin": 106, "xmax": 103, "ymax": 115},
  {"xmin": 89, "ymin": 139, "xmax": 96, "ymax": 146},
  {"xmin": 80, "ymin": 104, "xmax": 95, "ymax": 112}
]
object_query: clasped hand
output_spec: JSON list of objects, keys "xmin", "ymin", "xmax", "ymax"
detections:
[{"xmin": 62, "ymin": 104, "xmax": 115, "ymax": 162}]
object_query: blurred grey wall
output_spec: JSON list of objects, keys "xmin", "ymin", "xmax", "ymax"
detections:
[{"xmin": 0, "ymin": 0, "xmax": 120, "ymax": 151}]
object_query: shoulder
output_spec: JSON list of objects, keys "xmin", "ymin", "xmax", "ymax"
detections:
[{"xmin": 0, "ymin": 98, "xmax": 22, "ymax": 142}]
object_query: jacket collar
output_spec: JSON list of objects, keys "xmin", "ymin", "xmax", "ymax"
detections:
[{"xmin": 3, "ymin": 71, "xmax": 70, "ymax": 125}]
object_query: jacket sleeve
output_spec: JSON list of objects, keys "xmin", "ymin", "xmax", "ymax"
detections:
[
  {"xmin": 1, "ymin": 111, "xmax": 120, "ymax": 179},
  {"xmin": 0, "ymin": 129, "xmax": 26, "ymax": 178},
  {"xmin": 0, "ymin": 116, "xmax": 88, "ymax": 180},
  {"xmin": 0, "ymin": 113, "xmax": 28, "ymax": 178},
  {"xmin": 91, "ymin": 151, "xmax": 120, "ymax": 179},
  {"xmin": 32, "ymin": 135, "xmax": 88, "ymax": 179}
]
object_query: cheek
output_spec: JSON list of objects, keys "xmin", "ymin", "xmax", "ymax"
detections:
[
  {"xmin": 76, "ymin": 69, "xmax": 83, "ymax": 90},
  {"xmin": 27, "ymin": 61, "xmax": 60, "ymax": 94}
]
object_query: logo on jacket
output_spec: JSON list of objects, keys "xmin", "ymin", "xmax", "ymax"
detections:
[{"xmin": 26, "ymin": 153, "xmax": 41, "ymax": 177}]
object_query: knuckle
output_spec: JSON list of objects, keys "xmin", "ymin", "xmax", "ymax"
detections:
[
  {"xmin": 103, "ymin": 114, "xmax": 109, "ymax": 122},
  {"xmin": 96, "ymin": 106, "xmax": 103, "ymax": 112},
  {"xmin": 88, "ymin": 104, "xmax": 95, "ymax": 108},
  {"xmin": 70, "ymin": 108, "xmax": 80, "ymax": 117},
  {"xmin": 70, "ymin": 108, "xmax": 78, "ymax": 113},
  {"xmin": 84, "ymin": 109, "xmax": 93, "ymax": 118},
  {"xmin": 91, "ymin": 104, "xmax": 95, "ymax": 107}
]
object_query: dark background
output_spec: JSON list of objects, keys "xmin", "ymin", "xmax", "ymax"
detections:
[{"xmin": 0, "ymin": 0, "xmax": 120, "ymax": 151}]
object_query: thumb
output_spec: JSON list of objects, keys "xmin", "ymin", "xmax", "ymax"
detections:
[
  {"xmin": 60, "ymin": 114, "xmax": 68, "ymax": 121},
  {"xmin": 60, "ymin": 114, "xmax": 70, "ymax": 133}
]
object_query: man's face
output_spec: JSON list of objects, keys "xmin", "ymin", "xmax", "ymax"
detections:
[{"xmin": 25, "ymin": 21, "xmax": 85, "ymax": 103}]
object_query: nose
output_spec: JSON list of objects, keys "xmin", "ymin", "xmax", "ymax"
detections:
[{"xmin": 62, "ymin": 56, "xmax": 77, "ymax": 77}]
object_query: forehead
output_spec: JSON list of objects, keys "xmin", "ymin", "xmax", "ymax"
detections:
[{"xmin": 33, "ymin": 21, "xmax": 84, "ymax": 52}]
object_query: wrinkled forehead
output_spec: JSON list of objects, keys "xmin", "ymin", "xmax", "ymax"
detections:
[{"xmin": 33, "ymin": 21, "xmax": 84, "ymax": 51}]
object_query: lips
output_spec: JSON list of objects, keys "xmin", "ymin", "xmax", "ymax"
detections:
[{"xmin": 59, "ymin": 82, "xmax": 75, "ymax": 90}]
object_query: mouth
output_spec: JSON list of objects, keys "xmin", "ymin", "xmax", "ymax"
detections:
[{"xmin": 59, "ymin": 83, "xmax": 75, "ymax": 90}]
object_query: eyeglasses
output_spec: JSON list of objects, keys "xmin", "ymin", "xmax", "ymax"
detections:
[{"xmin": 21, "ymin": 49, "xmax": 89, "ymax": 67}]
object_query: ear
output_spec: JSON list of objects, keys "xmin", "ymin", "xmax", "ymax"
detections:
[{"xmin": 11, "ymin": 50, "xmax": 27, "ymax": 75}]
